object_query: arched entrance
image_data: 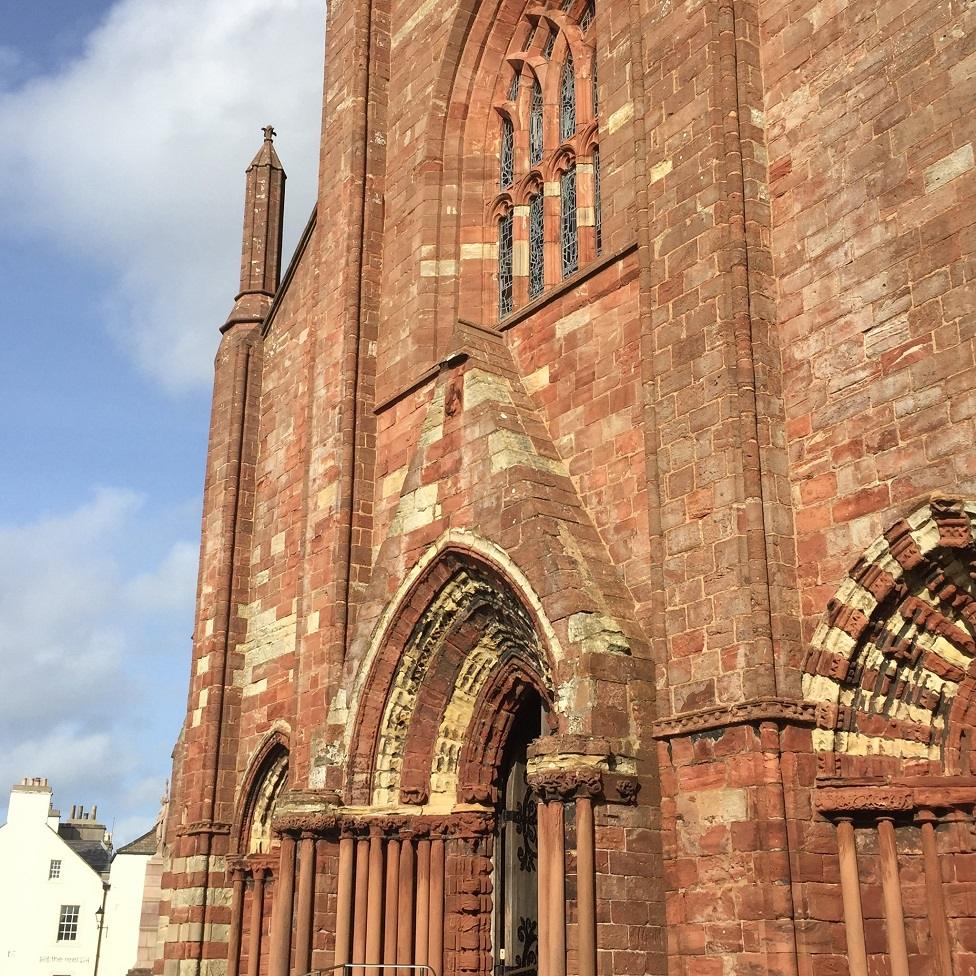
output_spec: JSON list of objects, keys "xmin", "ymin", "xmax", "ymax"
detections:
[
  {"xmin": 493, "ymin": 692, "xmax": 546, "ymax": 976},
  {"xmin": 243, "ymin": 547, "xmax": 640, "ymax": 976}
]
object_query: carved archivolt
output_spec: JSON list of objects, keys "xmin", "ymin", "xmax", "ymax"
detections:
[
  {"xmin": 349, "ymin": 550, "xmax": 556, "ymax": 810},
  {"xmin": 802, "ymin": 498, "xmax": 976, "ymax": 778},
  {"xmin": 239, "ymin": 742, "xmax": 289, "ymax": 855}
]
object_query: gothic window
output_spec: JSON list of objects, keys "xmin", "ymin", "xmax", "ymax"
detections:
[
  {"xmin": 561, "ymin": 165, "xmax": 579, "ymax": 277},
  {"xmin": 560, "ymin": 55, "xmax": 576, "ymax": 141},
  {"xmin": 487, "ymin": 2, "xmax": 599, "ymax": 319},
  {"xmin": 529, "ymin": 79, "xmax": 544, "ymax": 166},
  {"xmin": 542, "ymin": 28, "xmax": 557, "ymax": 59},
  {"xmin": 580, "ymin": 0, "xmax": 595, "ymax": 30},
  {"xmin": 592, "ymin": 56, "xmax": 599, "ymax": 115},
  {"xmin": 594, "ymin": 147, "xmax": 603, "ymax": 255},
  {"xmin": 500, "ymin": 119, "xmax": 515, "ymax": 189},
  {"xmin": 499, "ymin": 211, "xmax": 514, "ymax": 318},
  {"xmin": 529, "ymin": 194, "xmax": 545, "ymax": 298}
]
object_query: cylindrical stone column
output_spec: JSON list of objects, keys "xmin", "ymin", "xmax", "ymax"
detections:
[
  {"xmin": 294, "ymin": 833, "xmax": 316, "ymax": 976},
  {"xmin": 353, "ymin": 836, "xmax": 370, "ymax": 976},
  {"xmin": 335, "ymin": 833, "xmax": 355, "ymax": 969},
  {"xmin": 269, "ymin": 834, "xmax": 297, "ymax": 976},
  {"xmin": 415, "ymin": 838, "xmax": 431, "ymax": 966},
  {"xmin": 384, "ymin": 836, "xmax": 401, "ymax": 966},
  {"xmin": 920, "ymin": 814, "xmax": 953, "ymax": 976},
  {"xmin": 836, "ymin": 818, "xmax": 868, "ymax": 976},
  {"xmin": 227, "ymin": 867, "xmax": 246, "ymax": 976},
  {"xmin": 366, "ymin": 827, "xmax": 385, "ymax": 969},
  {"xmin": 247, "ymin": 868, "xmax": 267, "ymax": 976},
  {"xmin": 428, "ymin": 835, "xmax": 445, "ymax": 976},
  {"xmin": 877, "ymin": 818, "xmax": 909, "ymax": 976},
  {"xmin": 397, "ymin": 834, "xmax": 415, "ymax": 976},
  {"xmin": 546, "ymin": 802, "xmax": 566, "ymax": 976},
  {"xmin": 537, "ymin": 800, "xmax": 552, "ymax": 976},
  {"xmin": 575, "ymin": 797, "xmax": 596, "ymax": 976}
]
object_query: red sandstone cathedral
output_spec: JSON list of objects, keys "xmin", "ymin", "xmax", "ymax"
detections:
[{"xmin": 157, "ymin": 0, "xmax": 976, "ymax": 973}]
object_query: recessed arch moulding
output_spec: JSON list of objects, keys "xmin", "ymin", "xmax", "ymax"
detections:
[
  {"xmin": 802, "ymin": 497, "xmax": 976, "ymax": 783},
  {"xmin": 327, "ymin": 530, "xmax": 645, "ymax": 812}
]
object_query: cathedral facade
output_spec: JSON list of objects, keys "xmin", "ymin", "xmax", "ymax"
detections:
[{"xmin": 157, "ymin": 0, "xmax": 976, "ymax": 974}]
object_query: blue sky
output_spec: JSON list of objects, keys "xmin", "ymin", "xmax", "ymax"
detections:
[{"xmin": 0, "ymin": 0, "xmax": 324, "ymax": 843}]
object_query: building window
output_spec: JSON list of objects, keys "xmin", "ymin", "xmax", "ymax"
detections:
[
  {"xmin": 500, "ymin": 119, "xmax": 515, "ymax": 189},
  {"xmin": 49, "ymin": 859, "xmax": 62, "ymax": 879},
  {"xmin": 560, "ymin": 55, "xmax": 576, "ymax": 141},
  {"xmin": 529, "ymin": 79, "xmax": 544, "ymax": 167},
  {"xmin": 57, "ymin": 905, "xmax": 80, "ymax": 942},
  {"xmin": 529, "ymin": 194, "xmax": 545, "ymax": 298},
  {"xmin": 592, "ymin": 57, "xmax": 599, "ymax": 116},
  {"xmin": 499, "ymin": 211, "xmax": 514, "ymax": 318},
  {"xmin": 594, "ymin": 148, "xmax": 602, "ymax": 255},
  {"xmin": 488, "ymin": 2, "xmax": 598, "ymax": 320},
  {"xmin": 542, "ymin": 28, "xmax": 557, "ymax": 59},
  {"xmin": 561, "ymin": 165, "xmax": 579, "ymax": 277},
  {"xmin": 581, "ymin": 0, "xmax": 595, "ymax": 30}
]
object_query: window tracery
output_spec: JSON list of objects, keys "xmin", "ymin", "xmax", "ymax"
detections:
[
  {"xmin": 529, "ymin": 79, "xmax": 544, "ymax": 166},
  {"xmin": 489, "ymin": 0, "xmax": 601, "ymax": 320},
  {"xmin": 560, "ymin": 55, "xmax": 576, "ymax": 141},
  {"xmin": 500, "ymin": 118, "xmax": 515, "ymax": 189},
  {"xmin": 542, "ymin": 28, "xmax": 557, "ymax": 59},
  {"xmin": 594, "ymin": 147, "xmax": 602, "ymax": 254},
  {"xmin": 499, "ymin": 211, "xmax": 514, "ymax": 318},
  {"xmin": 560, "ymin": 165, "xmax": 578, "ymax": 277},
  {"xmin": 529, "ymin": 194, "xmax": 545, "ymax": 298}
]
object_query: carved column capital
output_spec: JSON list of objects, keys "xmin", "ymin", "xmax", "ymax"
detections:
[{"xmin": 528, "ymin": 766, "xmax": 604, "ymax": 802}]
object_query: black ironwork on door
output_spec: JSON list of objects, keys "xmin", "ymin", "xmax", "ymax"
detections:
[{"xmin": 494, "ymin": 705, "xmax": 542, "ymax": 976}]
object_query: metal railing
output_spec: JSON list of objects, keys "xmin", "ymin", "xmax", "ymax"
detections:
[{"xmin": 302, "ymin": 965, "xmax": 438, "ymax": 976}]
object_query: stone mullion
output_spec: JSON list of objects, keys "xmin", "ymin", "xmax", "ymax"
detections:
[{"xmin": 575, "ymin": 158, "xmax": 596, "ymax": 265}]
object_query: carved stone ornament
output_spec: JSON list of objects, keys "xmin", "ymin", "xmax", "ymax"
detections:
[
  {"xmin": 611, "ymin": 775, "xmax": 640, "ymax": 804},
  {"xmin": 177, "ymin": 820, "xmax": 232, "ymax": 837},
  {"xmin": 651, "ymin": 697, "xmax": 820, "ymax": 739},
  {"xmin": 527, "ymin": 766, "xmax": 604, "ymax": 802},
  {"xmin": 815, "ymin": 786, "xmax": 914, "ymax": 814},
  {"xmin": 399, "ymin": 784, "xmax": 430, "ymax": 806},
  {"xmin": 457, "ymin": 781, "xmax": 495, "ymax": 805},
  {"xmin": 272, "ymin": 812, "xmax": 339, "ymax": 836}
]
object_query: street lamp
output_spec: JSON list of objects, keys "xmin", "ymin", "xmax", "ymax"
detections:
[{"xmin": 93, "ymin": 882, "xmax": 110, "ymax": 976}]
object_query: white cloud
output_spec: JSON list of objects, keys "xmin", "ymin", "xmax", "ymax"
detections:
[
  {"xmin": 0, "ymin": 489, "xmax": 197, "ymax": 843},
  {"xmin": 0, "ymin": 0, "xmax": 324, "ymax": 391}
]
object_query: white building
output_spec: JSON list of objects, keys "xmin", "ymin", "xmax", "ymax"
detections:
[{"xmin": 0, "ymin": 778, "xmax": 158, "ymax": 976}]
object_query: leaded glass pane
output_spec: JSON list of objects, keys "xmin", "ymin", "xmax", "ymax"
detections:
[
  {"xmin": 529, "ymin": 194, "xmax": 545, "ymax": 298},
  {"xmin": 580, "ymin": 0, "xmax": 595, "ymax": 30},
  {"xmin": 561, "ymin": 166, "xmax": 578, "ymax": 278},
  {"xmin": 560, "ymin": 56, "xmax": 576, "ymax": 141},
  {"xmin": 594, "ymin": 148, "xmax": 603, "ymax": 255},
  {"xmin": 561, "ymin": 0, "xmax": 574, "ymax": 10},
  {"xmin": 592, "ymin": 57, "xmax": 599, "ymax": 115},
  {"xmin": 542, "ymin": 29, "xmax": 557, "ymax": 59},
  {"xmin": 500, "ymin": 119, "xmax": 515, "ymax": 189},
  {"xmin": 499, "ymin": 212, "xmax": 514, "ymax": 318},
  {"xmin": 524, "ymin": 23, "xmax": 538, "ymax": 50},
  {"xmin": 530, "ymin": 79, "xmax": 544, "ymax": 166},
  {"xmin": 508, "ymin": 71, "xmax": 520, "ymax": 101}
]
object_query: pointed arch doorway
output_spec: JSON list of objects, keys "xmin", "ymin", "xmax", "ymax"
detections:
[{"xmin": 494, "ymin": 693, "xmax": 546, "ymax": 976}]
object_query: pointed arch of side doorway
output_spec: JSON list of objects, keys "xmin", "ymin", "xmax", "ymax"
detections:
[{"xmin": 329, "ymin": 545, "xmax": 613, "ymax": 976}]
